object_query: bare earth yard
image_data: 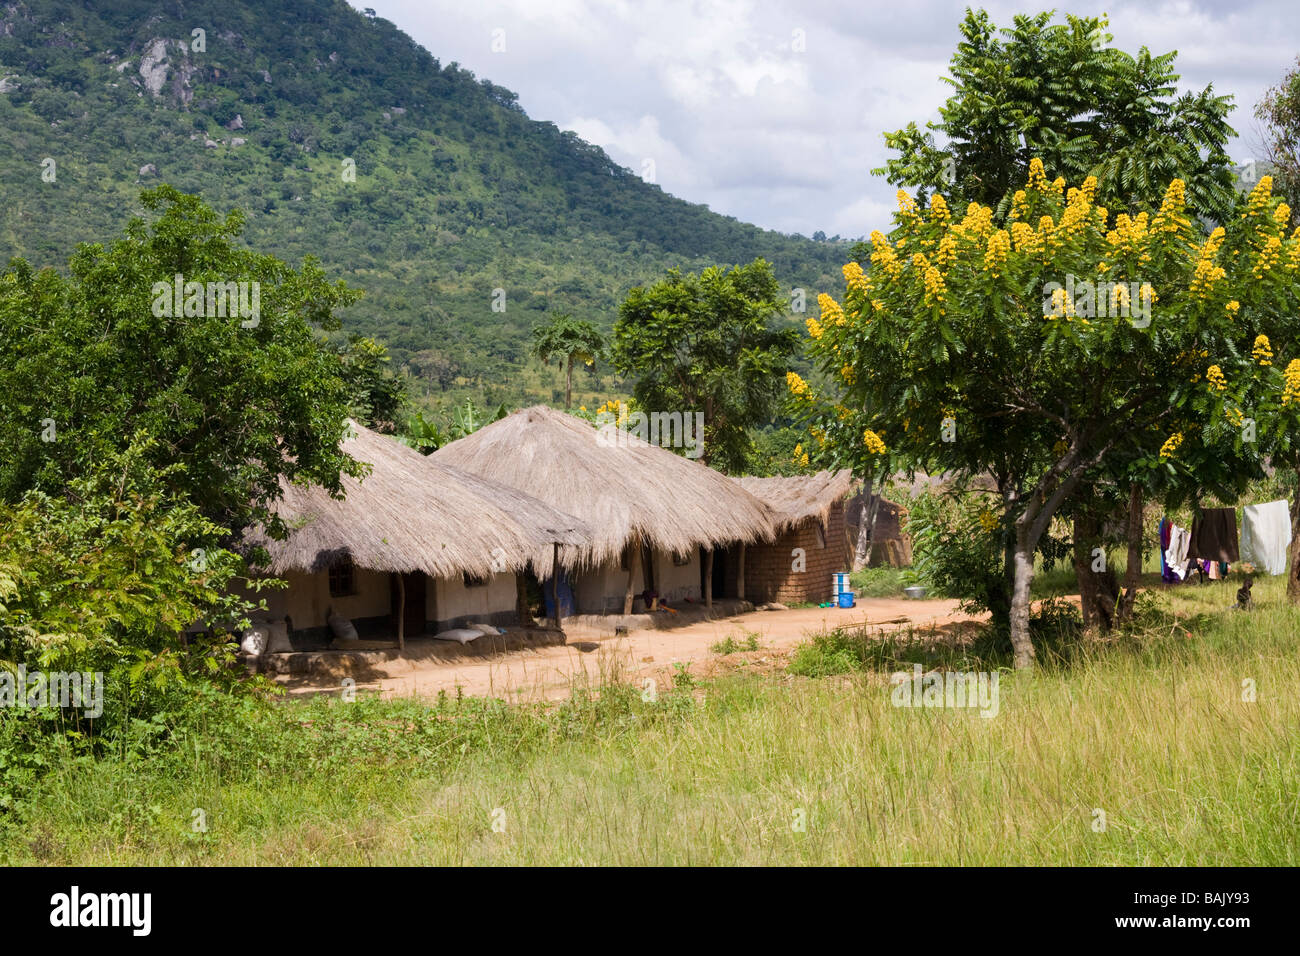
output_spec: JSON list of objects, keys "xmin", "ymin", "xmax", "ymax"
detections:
[{"xmin": 275, "ymin": 598, "xmax": 979, "ymax": 702}]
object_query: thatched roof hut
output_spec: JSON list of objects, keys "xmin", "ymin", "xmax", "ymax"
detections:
[
  {"xmin": 731, "ymin": 470, "xmax": 855, "ymax": 535},
  {"xmin": 249, "ymin": 420, "xmax": 590, "ymax": 578},
  {"xmin": 429, "ymin": 405, "xmax": 777, "ymax": 568}
]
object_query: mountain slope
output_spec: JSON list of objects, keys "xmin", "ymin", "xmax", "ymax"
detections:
[{"xmin": 0, "ymin": 0, "xmax": 846, "ymax": 407}]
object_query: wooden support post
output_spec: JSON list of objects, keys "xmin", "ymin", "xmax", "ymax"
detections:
[
  {"xmin": 737, "ymin": 543, "xmax": 746, "ymax": 601},
  {"xmin": 703, "ymin": 548, "xmax": 714, "ymax": 609},
  {"xmin": 396, "ymin": 572, "xmax": 406, "ymax": 652},
  {"xmin": 551, "ymin": 543, "xmax": 561, "ymax": 630},
  {"xmin": 624, "ymin": 535, "xmax": 642, "ymax": 615},
  {"xmin": 516, "ymin": 571, "xmax": 531, "ymax": 628}
]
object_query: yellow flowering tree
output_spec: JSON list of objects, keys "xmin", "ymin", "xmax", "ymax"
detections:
[{"xmin": 798, "ymin": 166, "xmax": 1300, "ymax": 667}]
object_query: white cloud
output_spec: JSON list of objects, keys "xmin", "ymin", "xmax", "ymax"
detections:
[{"xmin": 358, "ymin": 0, "xmax": 1300, "ymax": 237}]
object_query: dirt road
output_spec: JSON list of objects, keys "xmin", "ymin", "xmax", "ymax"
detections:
[{"xmin": 277, "ymin": 598, "xmax": 978, "ymax": 703}]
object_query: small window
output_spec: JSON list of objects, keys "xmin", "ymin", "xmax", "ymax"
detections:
[
  {"xmin": 463, "ymin": 571, "xmax": 488, "ymax": 588},
  {"xmin": 328, "ymin": 556, "xmax": 356, "ymax": 597}
]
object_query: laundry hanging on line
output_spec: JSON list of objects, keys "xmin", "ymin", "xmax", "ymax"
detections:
[{"xmin": 1240, "ymin": 499, "xmax": 1293, "ymax": 575}]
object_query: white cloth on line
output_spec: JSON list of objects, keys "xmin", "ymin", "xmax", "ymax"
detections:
[
  {"xmin": 1166, "ymin": 524, "xmax": 1192, "ymax": 580},
  {"xmin": 1240, "ymin": 499, "xmax": 1292, "ymax": 576}
]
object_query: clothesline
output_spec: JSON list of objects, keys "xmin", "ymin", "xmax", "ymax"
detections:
[{"xmin": 1161, "ymin": 499, "xmax": 1292, "ymax": 581}]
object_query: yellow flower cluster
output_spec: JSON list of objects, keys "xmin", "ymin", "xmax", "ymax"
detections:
[
  {"xmin": 917, "ymin": 256, "xmax": 946, "ymax": 311},
  {"xmin": 955, "ymin": 202, "xmax": 994, "ymax": 240},
  {"xmin": 840, "ymin": 363, "xmax": 856, "ymax": 384},
  {"xmin": 870, "ymin": 230, "xmax": 903, "ymax": 279},
  {"xmin": 1111, "ymin": 282, "xmax": 1130, "ymax": 313},
  {"xmin": 810, "ymin": 426, "xmax": 826, "ymax": 447},
  {"xmin": 1253, "ymin": 236, "xmax": 1282, "ymax": 278},
  {"xmin": 897, "ymin": 190, "xmax": 918, "ymax": 216},
  {"xmin": 1153, "ymin": 179, "xmax": 1188, "ymax": 234},
  {"xmin": 818, "ymin": 292, "xmax": 844, "ymax": 327},
  {"xmin": 1010, "ymin": 221, "xmax": 1039, "ymax": 254},
  {"xmin": 929, "ymin": 193, "xmax": 950, "ymax": 223},
  {"xmin": 1274, "ymin": 203, "xmax": 1291, "ymax": 225},
  {"xmin": 1027, "ymin": 157, "xmax": 1049, "ymax": 192},
  {"xmin": 1159, "ymin": 432, "xmax": 1183, "ymax": 460},
  {"xmin": 1244, "ymin": 176, "xmax": 1274, "ymax": 217},
  {"xmin": 1139, "ymin": 283, "xmax": 1157, "ymax": 308},
  {"xmin": 1052, "ymin": 438, "xmax": 1069, "ymax": 457},
  {"xmin": 1011, "ymin": 190, "xmax": 1029, "ymax": 221},
  {"xmin": 1189, "ymin": 227, "xmax": 1227, "ymax": 298},
  {"xmin": 1206, "ymin": 364, "xmax": 1227, "ymax": 393},
  {"xmin": 1106, "ymin": 211, "xmax": 1150, "ymax": 251},
  {"xmin": 792, "ymin": 443, "xmax": 810, "ymax": 468},
  {"xmin": 842, "ymin": 261, "xmax": 870, "ymax": 293},
  {"xmin": 1226, "ymin": 300, "xmax": 1240, "ymax": 316},
  {"xmin": 1045, "ymin": 285, "xmax": 1076, "ymax": 320},
  {"xmin": 1284, "ymin": 359, "xmax": 1300, "ymax": 405},
  {"xmin": 934, "ymin": 234, "xmax": 957, "ymax": 271},
  {"xmin": 862, "ymin": 429, "xmax": 887, "ymax": 455},
  {"xmin": 806, "ymin": 316, "xmax": 823, "ymax": 339},
  {"xmin": 984, "ymin": 229, "xmax": 1010, "ymax": 276},
  {"xmin": 1253, "ymin": 334, "xmax": 1273, "ymax": 366},
  {"xmin": 786, "ymin": 371, "xmax": 811, "ymax": 399},
  {"xmin": 1051, "ymin": 176, "xmax": 1066, "ymax": 194},
  {"xmin": 977, "ymin": 509, "xmax": 999, "ymax": 533}
]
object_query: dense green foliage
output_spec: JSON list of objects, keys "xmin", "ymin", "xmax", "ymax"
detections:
[
  {"xmin": 873, "ymin": 10, "xmax": 1238, "ymax": 224},
  {"xmin": 0, "ymin": 185, "xmax": 363, "ymax": 534},
  {"xmin": 613, "ymin": 259, "xmax": 801, "ymax": 472},
  {"xmin": 0, "ymin": 0, "xmax": 846, "ymax": 410}
]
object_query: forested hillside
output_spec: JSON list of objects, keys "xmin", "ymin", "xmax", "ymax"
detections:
[{"xmin": 0, "ymin": 0, "xmax": 846, "ymax": 407}]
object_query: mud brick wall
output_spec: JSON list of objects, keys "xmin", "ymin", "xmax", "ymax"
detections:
[{"xmin": 728, "ymin": 501, "xmax": 852, "ymax": 604}]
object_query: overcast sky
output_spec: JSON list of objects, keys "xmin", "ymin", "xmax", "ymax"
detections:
[{"xmin": 353, "ymin": 1, "xmax": 1298, "ymax": 239}]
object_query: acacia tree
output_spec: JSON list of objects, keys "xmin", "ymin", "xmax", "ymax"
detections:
[
  {"xmin": 613, "ymin": 259, "xmax": 799, "ymax": 472},
  {"xmin": 531, "ymin": 312, "xmax": 605, "ymax": 410},
  {"xmin": 798, "ymin": 168, "xmax": 1300, "ymax": 667},
  {"xmin": 874, "ymin": 10, "xmax": 1237, "ymax": 224}
]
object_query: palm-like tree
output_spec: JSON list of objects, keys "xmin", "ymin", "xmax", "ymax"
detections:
[{"xmin": 531, "ymin": 313, "xmax": 605, "ymax": 410}]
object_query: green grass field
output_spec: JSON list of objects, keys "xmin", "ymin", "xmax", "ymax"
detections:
[{"xmin": 2, "ymin": 573, "xmax": 1296, "ymax": 866}]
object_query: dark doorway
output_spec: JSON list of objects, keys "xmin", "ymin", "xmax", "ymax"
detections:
[
  {"xmin": 390, "ymin": 572, "xmax": 427, "ymax": 636},
  {"xmin": 701, "ymin": 546, "xmax": 728, "ymax": 598}
]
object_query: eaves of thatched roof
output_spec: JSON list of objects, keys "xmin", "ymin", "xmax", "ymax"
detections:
[
  {"xmin": 429, "ymin": 405, "xmax": 778, "ymax": 568},
  {"xmin": 731, "ymin": 470, "xmax": 855, "ymax": 536},
  {"xmin": 248, "ymin": 420, "xmax": 591, "ymax": 578}
]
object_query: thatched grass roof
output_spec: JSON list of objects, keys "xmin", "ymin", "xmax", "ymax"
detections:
[
  {"xmin": 429, "ymin": 405, "xmax": 777, "ymax": 568},
  {"xmin": 249, "ymin": 421, "xmax": 590, "ymax": 578},
  {"xmin": 732, "ymin": 470, "xmax": 855, "ymax": 535}
]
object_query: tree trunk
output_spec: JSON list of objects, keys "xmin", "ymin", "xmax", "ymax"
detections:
[
  {"xmin": 736, "ymin": 543, "xmax": 745, "ymax": 600},
  {"xmin": 564, "ymin": 356, "xmax": 573, "ymax": 410},
  {"xmin": 852, "ymin": 477, "xmax": 876, "ymax": 571},
  {"xmin": 1009, "ymin": 531, "xmax": 1037, "ymax": 669},
  {"xmin": 623, "ymin": 536, "xmax": 642, "ymax": 615},
  {"xmin": 1073, "ymin": 510, "xmax": 1117, "ymax": 631},
  {"xmin": 703, "ymin": 548, "xmax": 714, "ymax": 609},
  {"xmin": 1115, "ymin": 482, "xmax": 1144, "ymax": 624},
  {"xmin": 1289, "ymin": 488, "xmax": 1300, "ymax": 604}
]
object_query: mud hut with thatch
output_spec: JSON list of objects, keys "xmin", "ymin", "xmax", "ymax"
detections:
[
  {"xmin": 429, "ymin": 405, "xmax": 777, "ymax": 615},
  {"xmin": 726, "ymin": 470, "xmax": 855, "ymax": 605},
  {"xmin": 245, "ymin": 421, "xmax": 589, "ymax": 644}
]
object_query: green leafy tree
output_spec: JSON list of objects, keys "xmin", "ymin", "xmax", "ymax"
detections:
[
  {"xmin": 612, "ymin": 259, "xmax": 800, "ymax": 472},
  {"xmin": 0, "ymin": 185, "xmax": 364, "ymax": 537},
  {"xmin": 530, "ymin": 313, "xmax": 605, "ymax": 410},
  {"xmin": 873, "ymin": 10, "xmax": 1237, "ymax": 224},
  {"xmin": 798, "ymin": 168, "xmax": 1300, "ymax": 667},
  {"xmin": 1256, "ymin": 57, "xmax": 1300, "ymax": 218},
  {"xmin": 337, "ymin": 333, "xmax": 408, "ymax": 432}
]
